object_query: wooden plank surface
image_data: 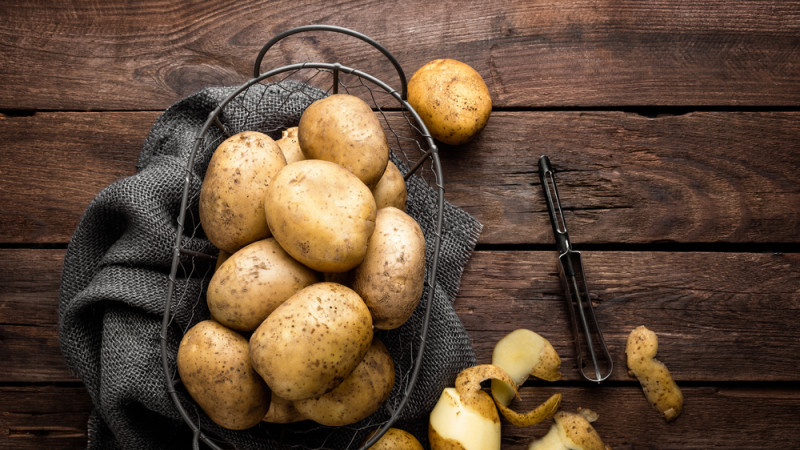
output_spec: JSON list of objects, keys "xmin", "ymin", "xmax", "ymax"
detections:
[
  {"xmin": 2, "ymin": 0, "xmax": 799, "ymax": 448},
  {"xmin": 2, "ymin": 111, "xmax": 798, "ymax": 245},
  {"xmin": 2, "ymin": 384, "xmax": 799, "ymax": 449},
  {"xmin": 4, "ymin": 249, "xmax": 797, "ymax": 383},
  {"xmin": 2, "ymin": 1, "xmax": 800, "ymax": 111}
]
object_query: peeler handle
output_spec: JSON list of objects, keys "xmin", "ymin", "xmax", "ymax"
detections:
[{"xmin": 539, "ymin": 155, "xmax": 613, "ymax": 383}]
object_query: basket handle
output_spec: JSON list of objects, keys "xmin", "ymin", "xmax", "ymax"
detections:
[{"xmin": 253, "ymin": 24, "xmax": 408, "ymax": 99}]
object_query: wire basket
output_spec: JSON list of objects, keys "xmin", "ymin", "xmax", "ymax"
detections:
[{"xmin": 159, "ymin": 25, "xmax": 445, "ymax": 449}]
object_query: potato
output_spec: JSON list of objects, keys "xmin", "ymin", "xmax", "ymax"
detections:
[
  {"xmin": 407, "ymin": 59, "xmax": 492, "ymax": 145},
  {"xmin": 298, "ymin": 93, "xmax": 389, "ymax": 187},
  {"xmin": 366, "ymin": 428, "xmax": 424, "ymax": 449},
  {"xmin": 626, "ymin": 325, "xmax": 683, "ymax": 422},
  {"xmin": 206, "ymin": 238, "xmax": 319, "ymax": 332},
  {"xmin": 276, "ymin": 126, "xmax": 305, "ymax": 164},
  {"xmin": 371, "ymin": 161, "xmax": 407, "ymax": 211},
  {"xmin": 249, "ymin": 282, "xmax": 373, "ymax": 401},
  {"xmin": 264, "ymin": 159, "xmax": 377, "ymax": 273},
  {"xmin": 352, "ymin": 207, "xmax": 426, "ymax": 330},
  {"xmin": 528, "ymin": 410, "xmax": 610, "ymax": 450},
  {"xmin": 177, "ymin": 320, "xmax": 270, "ymax": 430},
  {"xmin": 294, "ymin": 337, "xmax": 395, "ymax": 426},
  {"xmin": 199, "ymin": 131, "xmax": 286, "ymax": 253},
  {"xmin": 263, "ymin": 392, "xmax": 305, "ymax": 424}
]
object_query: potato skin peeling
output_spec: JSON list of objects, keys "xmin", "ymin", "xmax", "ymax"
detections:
[
  {"xmin": 626, "ymin": 325, "xmax": 684, "ymax": 422},
  {"xmin": 491, "ymin": 329, "xmax": 562, "ymax": 407},
  {"xmin": 528, "ymin": 410, "xmax": 610, "ymax": 450}
]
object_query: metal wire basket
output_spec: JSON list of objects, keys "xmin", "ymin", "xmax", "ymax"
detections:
[{"xmin": 159, "ymin": 25, "xmax": 444, "ymax": 449}]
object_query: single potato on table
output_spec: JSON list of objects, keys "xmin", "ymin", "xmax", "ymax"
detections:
[
  {"xmin": 177, "ymin": 320, "xmax": 270, "ymax": 430},
  {"xmin": 407, "ymin": 58, "xmax": 492, "ymax": 145},
  {"xmin": 199, "ymin": 131, "xmax": 286, "ymax": 254}
]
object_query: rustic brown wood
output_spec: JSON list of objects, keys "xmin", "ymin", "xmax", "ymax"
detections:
[
  {"xmin": 2, "ymin": 1, "xmax": 799, "ymax": 110},
  {"xmin": 0, "ymin": 112, "xmax": 154, "ymax": 243},
  {"xmin": 457, "ymin": 250, "xmax": 800, "ymax": 382},
  {"xmin": 1, "ymin": 1, "xmax": 798, "ymax": 448},
  {"xmin": 2, "ymin": 384, "xmax": 798, "ymax": 449},
  {"xmin": 0, "ymin": 385, "xmax": 91, "ymax": 449},
  {"xmin": 501, "ymin": 385, "xmax": 800, "ymax": 449},
  {"xmin": 4, "ymin": 249, "xmax": 797, "ymax": 384},
  {"xmin": 2, "ymin": 111, "xmax": 798, "ymax": 245},
  {"xmin": 444, "ymin": 110, "xmax": 800, "ymax": 246},
  {"xmin": 0, "ymin": 249, "xmax": 78, "ymax": 382}
]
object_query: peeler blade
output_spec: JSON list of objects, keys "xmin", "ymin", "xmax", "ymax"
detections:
[{"xmin": 538, "ymin": 155, "xmax": 613, "ymax": 383}]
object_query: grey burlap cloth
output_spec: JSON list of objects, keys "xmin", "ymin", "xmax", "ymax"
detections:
[{"xmin": 58, "ymin": 81, "xmax": 481, "ymax": 449}]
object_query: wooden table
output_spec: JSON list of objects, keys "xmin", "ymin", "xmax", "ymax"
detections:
[{"xmin": 2, "ymin": 1, "xmax": 799, "ymax": 448}]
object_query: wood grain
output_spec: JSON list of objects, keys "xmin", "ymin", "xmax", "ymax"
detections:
[
  {"xmin": 1, "ymin": 1, "xmax": 799, "ymax": 110},
  {"xmin": 457, "ymin": 250, "xmax": 800, "ymax": 382},
  {"xmin": 3, "ymin": 110, "xmax": 797, "ymax": 245},
  {"xmin": 0, "ymin": 385, "xmax": 91, "ymax": 449},
  {"xmin": 5, "ymin": 249, "xmax": 797, "ymax": 383},
  {"xmin": 2, "ymin": 384, "xmax": 798, "ymax": 449}
]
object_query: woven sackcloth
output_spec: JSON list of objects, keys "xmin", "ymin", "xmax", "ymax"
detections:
[{"xmin": 59, "ymin": 80, "xmax": 482, "ymax": 449}]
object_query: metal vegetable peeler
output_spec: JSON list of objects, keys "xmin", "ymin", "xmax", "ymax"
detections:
[{"xmin": 538, "ymin": 155, "xmax": 613, "ymax": 383}]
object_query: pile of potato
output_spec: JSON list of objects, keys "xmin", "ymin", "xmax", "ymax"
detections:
[{"xmin": 177, "ymin": 93, "xmax": 426, "ymax": 432}]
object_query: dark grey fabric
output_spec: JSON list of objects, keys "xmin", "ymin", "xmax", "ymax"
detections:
[{"xmin": 59, "ymin": 80, "xmax": 481, "ymax": 449}]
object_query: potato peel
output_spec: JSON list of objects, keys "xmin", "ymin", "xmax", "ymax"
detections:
[
  {"xmin": 626, "ymin": 325, "xmax": 684, "ymax": 422},
  {"xmin": 455, "ymin": 364, "xmax": 561, "ymax": 427},
  {"xmin": 495, "ymin": 392, "xmax": 562, "ymax": 427}
]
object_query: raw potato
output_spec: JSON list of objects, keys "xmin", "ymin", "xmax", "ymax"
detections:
[
  {"xmin": 264, "ymin": 159, "xmax": 377, "ymax": 273},
  {"xmin": 199, "ymin": 131, "xmax": 286, "ymax": 253},
  {"xmin": 294, "ymin": 338, "xmax": 395, "ymax": 426},
  {"xmin": 298, "ymin": 93, "xmax": 389, "ymax": 188},
  {"xmin": 276, "ymin": 126, "xmax": 305, "ymax": 164},
  {"xmin": 430, "ymin": 364, "xmax": 562, "ymax": 450},
  {"xmin": 626, "ymin": 325, "xmax": 684, "ymax": 422},
  {"xmin": 528, "ymin": 410, "xmax": 610, "ymax": 450},
  {"xmin": 366, "ymin": 428, "xmax": 424, "ymax": 449},
  {"xmin": 263, "ymin": 392, "xmax": 305, "ymax": 424},
  {"xmin": 429, "ymin": 387, "xmax": 501, "ymax": 450},
  {"xmin": 249, "ymin": 282, "xmax": 373, "ymax": 401},
  {"xmin": 371, "ymin": 161, "xmax": 407, "ymax": 211},
  {"xmin": 352, "ymin": 207, "xmax": 426, "ymax": 330},
  {"xmin": 407, "ymin": 59, "xmax": 492, "ymax": 145},
  {"xmin": 206, "ymin": 238, "xmax": 319, "ymax": 332},
  {"xmin": 491, "ymin": 329, "xmax": 562, "ymax": 406},
  {"xmin": 177, "ymin": 320, "xmax": 270, "ymax": 430}
]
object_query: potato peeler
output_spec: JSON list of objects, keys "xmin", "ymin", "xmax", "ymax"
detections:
[{"xmin": 538, "ymin": 155, "xmax": 613, "ymax": 383}]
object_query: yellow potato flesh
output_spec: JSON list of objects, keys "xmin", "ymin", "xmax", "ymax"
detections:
[
  {"xmin": 491, "ymin": 329, "xmax": 562, "ymax": 406},
  {"xmin": 429, "ymin": 387, "xmax": 500, "ymax": 450}
]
